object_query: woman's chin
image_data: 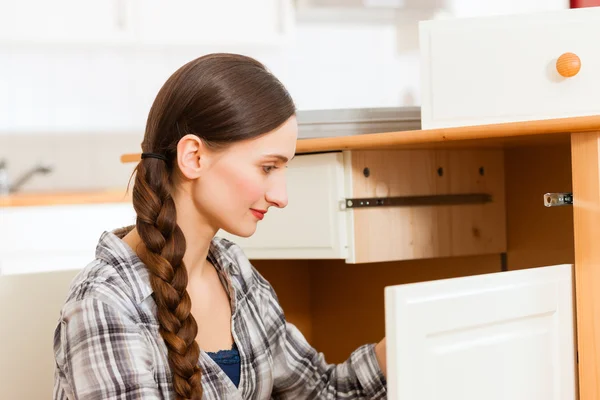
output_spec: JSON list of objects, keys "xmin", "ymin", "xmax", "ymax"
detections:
[{"xmin": 222, "ymin": 223, "xmax": 258, "ymax": 239}]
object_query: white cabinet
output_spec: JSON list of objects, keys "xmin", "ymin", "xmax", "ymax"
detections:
[
  {"xmin": 0, "ymin": 269, "xmax": 81, "ymax": 399},
  {"xmin": 0, "ymin": 0, "xmax": 293, "ymax": 47},
  {"xmin": 0, "ymin": 0, "xmax": 135, "ymax": 45},
  {"xmin": 218, "ymin": 152, "xmax": 348, "ymax": 260},
  {"xmin": 0, "ymin": 203, "xmax": 136, "ymax": 275},
  {"xmin": 134, "ymin": 0, "xmax": 294, "ymax": 47},
  {"xmin": 385, "ymin": 263, "xmax": 576, "ymax": 400},
  {"xmin": 420, "ymin": 7, "xmax": 600, "ymax": 129}
]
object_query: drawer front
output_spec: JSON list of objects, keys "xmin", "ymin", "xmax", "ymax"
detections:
[
  {"xmin": 218, "ymin": 152, "xmax": 348, "ymax": 259},
  {"xmin": 420, "ymin": 7, "xmax": 600, "ymax": 129}
]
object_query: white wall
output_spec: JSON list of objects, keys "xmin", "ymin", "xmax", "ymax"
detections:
[{"xmin": 0, "ymin": 22, "xmax": 421, "ymax": 135}]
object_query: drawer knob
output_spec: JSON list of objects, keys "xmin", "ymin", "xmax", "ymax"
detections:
[{"xmin": 556, "ymin": 52, "xmax": 581, "ymax": 78}]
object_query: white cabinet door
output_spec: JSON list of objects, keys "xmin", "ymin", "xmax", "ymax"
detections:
[
  {"xmin": 385, "ymin": 264, "xmax": 576, "ymax": 400},
  {"xmin": 0, "ymin": 269, "xmax": 81, "ymax": 399},
  {"xmin": 217, "ymin": 152, "xmax": 348, "ymax": 260},
  {"xmin": 0, "ymin": 0, "xmax": 134, "ymax": 45},
  {"xmin": 420, "ymin": 7, "xmax": 600, "ymax": 129},
  {"xmin": 133, "ymin": 0, "xmax": 294, "ymax": 47}
]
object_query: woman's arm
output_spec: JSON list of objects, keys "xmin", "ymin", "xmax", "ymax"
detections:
[
  {"xmin": 53, "ymin": 298, "xmax": 161, "ymax": 399},
  {"xmin": 375, "ymin": 337, "xmax": 387, "ymax": 377},
  {"xmin": 253, "ymin": 267, "xmax": 387, "ymax": 399},
  {"xmin": 270, "ymin": 321, "xmax": 387, "ymax": 399}
]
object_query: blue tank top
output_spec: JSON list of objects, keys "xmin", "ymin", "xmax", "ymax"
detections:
[{"xmin": 206, "ymin": 343, "xmax": 241, "ymax": 387}]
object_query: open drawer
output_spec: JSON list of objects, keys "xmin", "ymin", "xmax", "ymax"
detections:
[{"xmin": 220, "ymin": 149, "xmax": 507, "ymax": 264}]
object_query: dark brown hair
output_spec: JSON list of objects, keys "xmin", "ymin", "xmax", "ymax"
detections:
[{"xmin": 131, "ymin": 53, "xmax": 295, "ymax": 399}]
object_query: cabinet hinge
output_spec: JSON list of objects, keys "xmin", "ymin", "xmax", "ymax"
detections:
[{"xmin": 544, "ymin": 192, "xmax": 573, "ymax": 207}]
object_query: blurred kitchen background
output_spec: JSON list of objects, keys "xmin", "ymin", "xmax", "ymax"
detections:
[
  {"xmin": 2, "ymin": 2, "xmax": 598, "ymax": 397},
  {"xmin": 0, "ymin": 0, "xmax": 586, "ymax": 195}
]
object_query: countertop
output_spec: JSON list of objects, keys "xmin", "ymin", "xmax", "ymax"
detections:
[
  {"xmin": 1, "ymin": 189, "xmax": 132, "ymax": 208},
  {"xmin": 293, "ymin": 114, "xmax": 600, "ymax": 152},
  {"xmin": 120, "ymin": 114, "xmax": 600, "ymax": 163},
  {"xmin": 8, "ymin": 114, "xmax": 600, "ymax": 208}
]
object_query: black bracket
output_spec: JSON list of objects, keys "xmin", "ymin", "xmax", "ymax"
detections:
[{"xmin": 340, "ymin": 193, "xmax": 493, "ymax": 210}]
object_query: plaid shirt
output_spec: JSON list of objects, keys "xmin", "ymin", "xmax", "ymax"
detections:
[{"xmin": 53, "ymin": 231, "xmax": 387, "ymax": 399}]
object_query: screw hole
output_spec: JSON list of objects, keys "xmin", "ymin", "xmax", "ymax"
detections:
[
  {"xmin": 363, "ymin": 167, "xmax": 370, "ymax": 178},
  {"xmin": 437, "ymin": 167, "xmax": 444, "ymax": 177},
  {"xmin": 479, "ymin": 167, "xmax": 485, "ymax": 176}
]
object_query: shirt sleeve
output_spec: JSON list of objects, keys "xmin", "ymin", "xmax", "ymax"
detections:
[
  {"xmin": 255, "ymin": 269, "xmax": 387, "ymax": 399},
  {"xmin": 53, "ymin": 297, "xmax": 161, "ymax": 400}
]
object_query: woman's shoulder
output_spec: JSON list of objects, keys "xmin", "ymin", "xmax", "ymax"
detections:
[
  {"xmin": 59, "ymin": 259, "xmax": 143, "ymax": 319},
  {"xmin": 59, "ymin": 231, "xmax": 154, "ymax": 323}
]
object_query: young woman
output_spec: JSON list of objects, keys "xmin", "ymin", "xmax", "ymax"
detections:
[{"xmin": 53, "ymin": 53, "xmax": 387, "ymax": 399}]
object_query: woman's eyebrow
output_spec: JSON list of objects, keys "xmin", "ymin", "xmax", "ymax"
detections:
[{"xmin": 262, "ymin": 154, "xmax": 293, "ymax": 162}]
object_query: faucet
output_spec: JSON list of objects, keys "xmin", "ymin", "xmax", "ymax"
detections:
[{"xmin": 0, "ymin": 160, "xmax": 53, "ymax": 194}]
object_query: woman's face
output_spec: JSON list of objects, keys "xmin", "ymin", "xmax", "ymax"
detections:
[{"xmin": 182, "ymin": 115, "xmax": 298, "ymax": 238}]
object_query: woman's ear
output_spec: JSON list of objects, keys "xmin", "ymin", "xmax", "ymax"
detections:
[{"xmin": 176, "ymin": 134, "xmax": 205, "ymax": 180}]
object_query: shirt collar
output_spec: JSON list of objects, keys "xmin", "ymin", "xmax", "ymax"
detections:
[{"xmin": 95, "ymin": 229, "xmax": 239, "ymax": 305}]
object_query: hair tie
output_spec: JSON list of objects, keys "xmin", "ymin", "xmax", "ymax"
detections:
[{"xmin": 141, "ymin": 152, "xmax": 169, "ymax": 162}]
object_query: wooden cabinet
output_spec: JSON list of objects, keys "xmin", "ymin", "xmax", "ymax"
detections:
[
  {"xmin": 238, "ymin": 8, "xmax": 600, "ymax": 397},
  {"xmin": 274, "ymin": 120, "xmax": 596, "ymax": 399},
  {"xmin": 420, "ymin": 7, "xmax": 600, "ymax": 129},
  {"xmin": 415, "ymin": 8, "xmax": 600, "ymax": 398},
  {"xmin": 0, "ymin": 0, "xmax": 293, "ymax": 47}
]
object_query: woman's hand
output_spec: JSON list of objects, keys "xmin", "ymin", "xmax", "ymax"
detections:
[{"xmin": 374, "ymin": 337, "xmax": 387, "ymax": 378}]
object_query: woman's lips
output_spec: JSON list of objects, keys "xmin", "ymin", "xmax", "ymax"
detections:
[{"xmin": 250, "ymin": 209, "xmax": 266, "ymax": 220}]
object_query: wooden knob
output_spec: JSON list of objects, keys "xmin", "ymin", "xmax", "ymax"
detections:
[{"xmin": 556, "ymin": 52, "xmax": 581, "ymax": 78}]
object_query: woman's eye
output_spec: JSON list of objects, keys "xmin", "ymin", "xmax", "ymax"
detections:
[{"xmin": 262, "ymin": 165, "xmax": 277, "ymax": 174}]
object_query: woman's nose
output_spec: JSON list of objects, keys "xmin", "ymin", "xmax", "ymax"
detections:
[{"xmin": 265, "ymin": 182, "xmax": 288, "ymax": 209}]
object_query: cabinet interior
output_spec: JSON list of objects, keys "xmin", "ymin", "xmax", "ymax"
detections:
[
  {"xmin": 348, "ymin": 148, "xmax": 506, "ymax": 263},
  {"xmin": 253, "ymin": 143, "xmax": 575, "ymax": 364}
]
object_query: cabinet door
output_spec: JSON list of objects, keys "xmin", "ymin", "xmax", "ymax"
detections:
[
  {"xmin": 217, "ymin": 152, "xmax": 348, "ymax": 260},
  {"xmin": 133, "ymin": 0, "xmax": 293, "ymax": 46},
  {"xmin": 385, "ymin": 264, "xmax": 576, "ymax": 400},
  {"xmin": 0, "ymin": 0, "xmax": 133, "ymax": 45},
  {"xmin": 0, "ymin": 269, "xmax": 81, "ymax": 399}
]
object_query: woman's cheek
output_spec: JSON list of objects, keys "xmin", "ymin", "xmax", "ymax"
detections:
[{"xmin": 232, "ymin": 171, "xmax": 264, "ymax": 204}]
